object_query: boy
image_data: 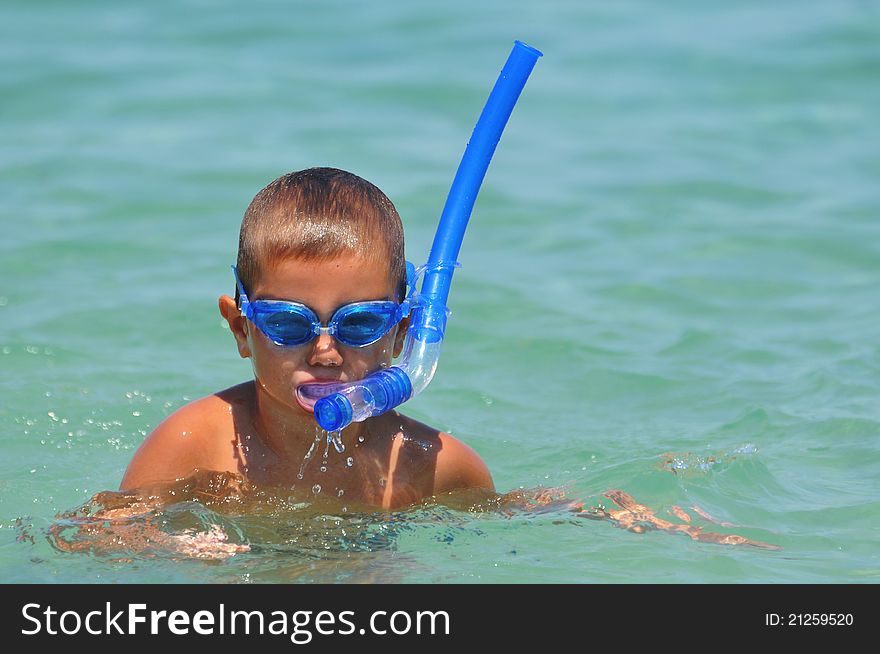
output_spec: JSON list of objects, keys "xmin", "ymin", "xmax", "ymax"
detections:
[
  {"xmin": 109, "ymin": 167, "xmax": 777, "ymax": 553},
  {"xmin": 121, "ymin": 167, "xmax": 493, "ymax": 509}
]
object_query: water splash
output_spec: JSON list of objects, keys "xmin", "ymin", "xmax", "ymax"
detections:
[
  {"xmin": 46, "ymin": 476, "xmax": 252, "ymax": 560},
  {"xmin": 660, "ymin": 443, "xmax": 758, "ymax": 475},
  {"xmin": 329, "ymin": 430, "xmax": 345, "ymax": 453},
  {"xmin": 297, "ymin": 429, "xmax": 323, "ymax": 480},
  {"xmin": 298, "ymin": 429, "xmax": 351, "ymax": 477}
]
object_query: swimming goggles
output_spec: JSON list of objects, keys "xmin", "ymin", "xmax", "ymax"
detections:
[{"xmin": 232, "ymin": 265, "xmax": 414, "ymax": 348}]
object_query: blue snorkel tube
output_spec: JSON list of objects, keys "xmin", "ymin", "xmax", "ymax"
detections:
[{"xmin": 306, "ymin": 40, "xmax": 542, "ymax": 432}]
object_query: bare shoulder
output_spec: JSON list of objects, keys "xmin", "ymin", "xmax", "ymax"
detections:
[
  {"xmin": 394, "ymin": 413, "xmax": 494, "ymax": 495},
  {"xmin": 119, "ymin": 382, "xmax": 252, "ymax": 491},
  {"xmin": 434, "ymin": 430, "xmax": 494, "ymax": 493}
]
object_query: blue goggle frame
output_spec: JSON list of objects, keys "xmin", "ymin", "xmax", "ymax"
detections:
[{"xmin": 232, "ymin": 265, "xmax": 414, "ymax": 348}]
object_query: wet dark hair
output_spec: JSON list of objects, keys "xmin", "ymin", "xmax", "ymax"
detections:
[{"xmin": 236, "ymin": 167, "xmax": 406, "ymax": 300}]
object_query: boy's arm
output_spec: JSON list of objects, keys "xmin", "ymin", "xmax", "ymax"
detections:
[
  {"xmin": 432, "ymin": 433, "xmax": 494, "ymax": 494},
  {"xmin": 120, "ymin": 398, "xmax": 221, "ymax": 491}
]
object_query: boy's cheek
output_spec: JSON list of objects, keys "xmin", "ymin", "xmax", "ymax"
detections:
[
  {"xmin": 373, "ymin": 333, "xmax": 398, "ymax": 364},
  {"xmin": 341, "ymin": 343, "xmax": 394, "ymax": 381}
]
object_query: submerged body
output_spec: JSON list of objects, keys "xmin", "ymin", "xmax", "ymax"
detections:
[{"xmin": 58, "ymin": 467, "xmax": 780, "ymax": 563}]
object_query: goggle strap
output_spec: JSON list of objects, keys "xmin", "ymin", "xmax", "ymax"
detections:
[
  {"xmin": 405, "ymin": 260, "xmax": 417, "ymax": 296},
  {"xmin": 231, "ymin": 265, "xmax": 253, "ymax": 319},
  {"xmin": 413, "ymin": 260, "xmax": 461, "ymax": 280},
  {"xmin": 407, "ymin": 260, "xmax": 460, "ymax": 304},
  {"xmin": 409, "ymin": 260, "xmax": 458, "ymax": 319}
]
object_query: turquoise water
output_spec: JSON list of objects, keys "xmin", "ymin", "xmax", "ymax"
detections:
[{"xmin": 2, "ymin": 0, "xmax": 878, "ymax": 583}]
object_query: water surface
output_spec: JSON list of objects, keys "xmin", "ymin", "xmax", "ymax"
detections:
[{"xmin": 1, "ymin": 0, "xmax": 878, "ymax": 583}]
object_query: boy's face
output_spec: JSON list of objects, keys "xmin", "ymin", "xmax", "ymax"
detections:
[{"xmin": 220, "ymin": 253, "xmax": 407, "ymax": 417}]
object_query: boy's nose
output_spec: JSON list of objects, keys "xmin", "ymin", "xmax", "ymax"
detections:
[{"xmin": 307, "ymin": 333, "xmax": 343, "ymax": 367}]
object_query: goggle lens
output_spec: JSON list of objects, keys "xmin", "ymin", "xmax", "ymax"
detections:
[
  {"xmin": 336, "ymin": 307, "xmax": 395, "ymax": 346},
  {"xmin": 262, "ymin": 310, "xmax": 314, "ymax": 345},
  {"xmin": 252, "ymin": 302, "xmax": 398, "ymax": 347}
]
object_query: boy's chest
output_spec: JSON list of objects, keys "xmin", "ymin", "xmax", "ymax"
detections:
[{"xmin": 230, "ymin": 435, "xmax": 438, "ymax": 508}]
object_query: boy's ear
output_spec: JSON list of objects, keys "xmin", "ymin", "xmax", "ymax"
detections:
[
  {"xmin": 392, "ymin": 316, "xmax": 410, "ymax": 358},
  {"xmin": 218, "ymin": 295, "xmax": 251, "ymax": 358}
]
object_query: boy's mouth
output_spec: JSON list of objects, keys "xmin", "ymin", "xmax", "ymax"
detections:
[{"xmin": 295, "ymin": 381, "xmax": 344, "ymax": 413}]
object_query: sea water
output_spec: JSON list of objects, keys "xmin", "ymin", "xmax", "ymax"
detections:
[{"xmin": 1, "ymin": 0, "xmax": 878, "ymax": 583}]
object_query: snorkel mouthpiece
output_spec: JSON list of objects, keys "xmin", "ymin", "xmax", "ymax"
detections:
[
  {"xmin": 313, "ymin": 368, "xmax": 413, "ymax": 432},
  {"xmin": 310, "ymin": 40, "xmax": 542, "ymax": 432}
]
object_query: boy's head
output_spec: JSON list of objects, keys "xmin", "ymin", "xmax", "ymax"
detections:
[
  {"xmin": 221, "ymin": 168, "xmax": 410, "ymax": 418},
  {"xmin": 235, "ymin": 167, "xmax": 406, "ymax": 301}
]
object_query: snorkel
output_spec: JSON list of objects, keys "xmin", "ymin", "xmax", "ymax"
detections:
[{"xmin": 298, "ymin": 40, "xmax": 542, "ymax": 432}]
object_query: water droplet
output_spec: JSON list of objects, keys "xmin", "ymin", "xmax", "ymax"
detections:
[
  {"xmin": 337, "ymin": 489, "xmax": 344, "ymax": 497},
  {"xmin": 330, "ymin": 430, "xmax": 345, "ymax": 453},
  {"xmin": 357, "ymin": 435, "xmax": 365, "ymax": 444},
  {"xmin": 319, "ymin": 465, "xmax": 327, "ymax": 473},
  {"xmin": 312, "ymin": 484, "xmax": 321, "ymax": 494},
  {"xmin": 379, "ymin": 477, "xmax": 386, "ymax": 487},
  {"xmin": 346, "ymin": 457, "xmax": 354, "ymax": 467},
  {"xmin": 298, "ymin": 434, "xmax": 321, "ymax": 479}
]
